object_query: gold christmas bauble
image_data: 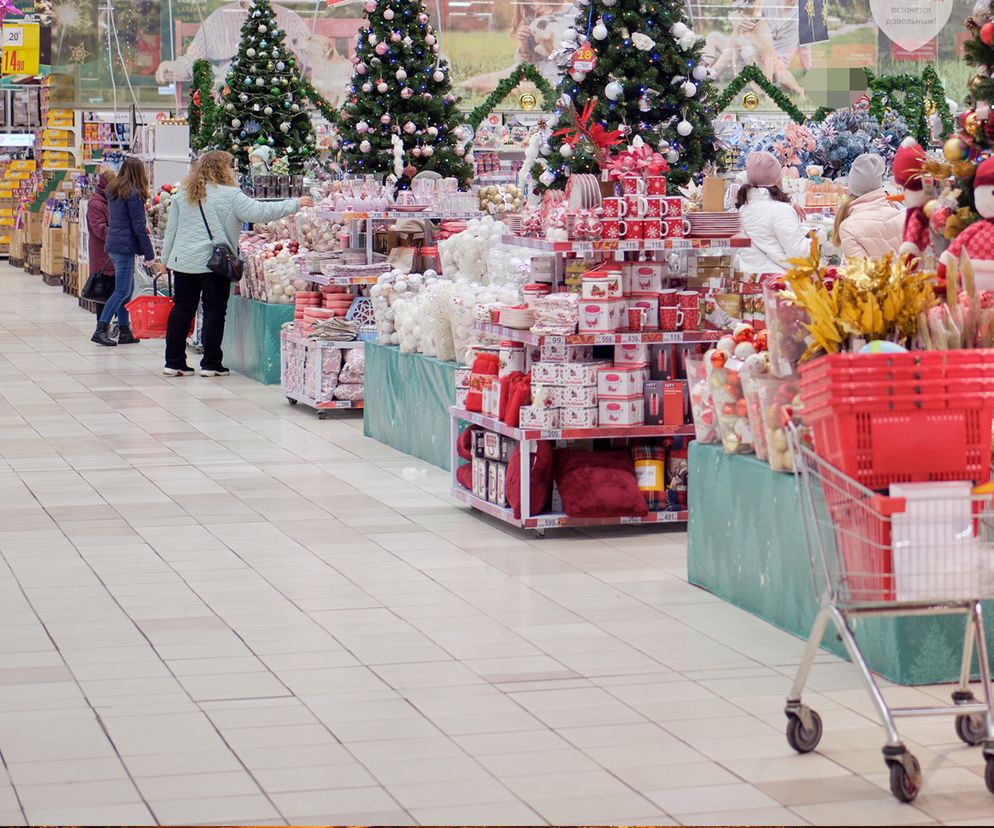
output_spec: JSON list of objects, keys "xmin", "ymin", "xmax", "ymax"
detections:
[
  {"xmin": 944, "ymin": 136, "xmax": 970, "ymax": 162},
  {"xmin": 922, "ymin": 199, "xmax": 937, "ymax": 219},
  {"xmin": 969, "ymin": 74, "xmax": 988, "ymax": 95},
  {"xmin": 742, "ymin": 92, "xmax": 760, "ymax": 111},
  {"xmin": 966, "ymin": 111, "xmax": 983, "ymax": 137},
  {"xmin": 924, "ymin": 99, "xmax": 937, "ymax": 117},
  {"xmin": 519, "ymin": 93, "xmax": 537, "ymax": 110}
]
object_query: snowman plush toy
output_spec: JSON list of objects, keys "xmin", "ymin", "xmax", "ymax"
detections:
[
  {"xmin": 893, "ymin": 138, "xmax": 930, "ymax": 262},
  {"xmin": 939, "ymin": 156, "xmax": 994, "ymax": 291}
]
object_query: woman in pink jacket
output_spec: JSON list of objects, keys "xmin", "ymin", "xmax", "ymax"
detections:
[{"xmin": 833, "ymin": 153, "xmax": 904, "ymax": 260}]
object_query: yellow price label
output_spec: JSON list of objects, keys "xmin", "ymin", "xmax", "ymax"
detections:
[{"xmin": 2, "ymin": 23, "xmax": 40, "ymax": 75}]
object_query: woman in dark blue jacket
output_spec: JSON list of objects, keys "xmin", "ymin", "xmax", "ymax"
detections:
[{"xmin": 91, "ymin": 158, "xmax": 155, "ymax": 346}]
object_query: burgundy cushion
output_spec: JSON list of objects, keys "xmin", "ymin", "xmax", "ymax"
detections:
[
  {"xmin": 507, "ymin": 441, "xmax": 553, "ymax": 519},
  {"xmin": 457, "ymin": 426, "xmax": 477, "ymax": 461},
  {"xmin": 553, "ymin": 448, "xmax": 649, "ymax": 518},
  {"xmin": 455, "ymin": 462, "xmax": 473, "ymax": 490}
]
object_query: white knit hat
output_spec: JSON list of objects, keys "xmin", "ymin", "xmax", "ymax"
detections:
[{"xmin": 848, "ymin": 153, "xmax": 886, "ymax": 197}]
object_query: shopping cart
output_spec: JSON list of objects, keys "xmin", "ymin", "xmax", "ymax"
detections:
[{"xmin": 785, "ymin": 423, "xmax": 994, "ymax": 803}]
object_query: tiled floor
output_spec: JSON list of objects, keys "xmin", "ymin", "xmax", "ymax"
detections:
[{"xmin": 0, "ymin": 262, "xmax": 992, "ymax": 826}]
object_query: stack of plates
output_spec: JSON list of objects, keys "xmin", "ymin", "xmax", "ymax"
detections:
[
  {"xmin": 688, "ymin": 212, "xmax": 741, "ymax": 237},
  {"xmin": 566, "ymin": 174, "xmax": 602, "ymax": 210},
  {"xmin": 498, "ymin": 305, "xmax": 536, "ymax": 330}
]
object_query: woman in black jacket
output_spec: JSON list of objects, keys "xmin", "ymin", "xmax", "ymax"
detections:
[{"xmin": 91, "ymin": 158, "xmax": 155, "ymax": 347}]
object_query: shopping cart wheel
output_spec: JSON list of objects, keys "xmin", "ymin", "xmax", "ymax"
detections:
[
  {"xmin": 785, "ymin": 707, "xmax": 822, "ymax": 753},
  {"xmin": 533, "ymin": 529, "xmax": 546, "ymax": 539},
  {"xmin": 887, "ymin": 753, "xmax": 921, "ymax": 803},
  {"xmin": 286, "ymin": 397, "xmax": 298, "ymax": 406},
  {"xmin": 984, "ymin": 756, "xmax": 994, "ymax": 794},
  {"xmin": 955, "ymin": 713, "xmax": 988, "ymax": 746},
  {"xmin": 318, "ymin": 411, "xmax": 329, "ymax": 420}
]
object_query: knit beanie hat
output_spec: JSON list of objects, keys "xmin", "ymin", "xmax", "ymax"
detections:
[
  {"xmin": 848, "ymin": 153, "xmax": 886, "ymax": 197},
  {"xmin": 745, "ymin": 151, "xmax": 783, "ymax": 188}
]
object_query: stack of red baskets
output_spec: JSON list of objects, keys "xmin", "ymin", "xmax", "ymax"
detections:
[{"xmin": 799, "ymin": 350, "xmax": 994, "ymax": 490}]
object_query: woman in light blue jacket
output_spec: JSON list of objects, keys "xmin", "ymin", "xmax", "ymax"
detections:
[{"xmin": 160, "ymin": 150, "xmax": 312, "ymax": 377}]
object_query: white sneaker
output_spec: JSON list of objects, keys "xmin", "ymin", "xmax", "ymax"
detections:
[
  {"xmin": 162, "ymin": 367, "xmax": 195, "ymax": 377},
  {"xmin": 199, "ymin": 367, "xmax": 230, "ymax": 377}
]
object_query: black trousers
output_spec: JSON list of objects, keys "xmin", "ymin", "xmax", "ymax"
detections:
[{"xmin": 165, "ymin": 270, "xmax": 231, "ymax": 370}]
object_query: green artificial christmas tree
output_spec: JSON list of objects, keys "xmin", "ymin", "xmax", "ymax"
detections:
[
  {"xmin": 217, "ymin": 0, "xmax": 316, "ymax": 173},
  {"xmin": 338, "ymin": 0, "xmax": 473, "ymax": 187},
  {"xmin": 536, "ymin": 2, "xmax": 717, "ymax": 192}
]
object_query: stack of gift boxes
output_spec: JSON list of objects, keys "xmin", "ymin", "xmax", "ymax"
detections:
[
  {"xmin": 470, "ymin": 430, "xmax": 516, "ymax": 508},
  {"xmin": 685, "ymin": 253, "xmax": 765, "ymax": 330}
]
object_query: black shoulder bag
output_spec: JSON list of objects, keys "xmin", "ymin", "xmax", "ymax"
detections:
[
  {"xmin": 198, "ymin": 201, "xmax": 244, "ymax": 283},
  {"xmin": 80, "ymin": 264, "xmax": 116, "ymax": 303}
]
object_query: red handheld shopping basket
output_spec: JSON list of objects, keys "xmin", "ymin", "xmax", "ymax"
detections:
[
  {"xmin": 124, "ymin": 272, "xmax": 193, "ymax": 340},
  {"xmin": 799, "ymin": 351, "xmax": 994, "ymax": 489}
]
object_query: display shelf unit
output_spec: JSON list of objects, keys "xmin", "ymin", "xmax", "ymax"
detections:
[
  {"xmin": 295, "ymin": 257, "xmax": 389, "ymax": 287},
  {"xmin": 449, "ymin": 406, "xmax": 688, "ymax": 535},
  {"xmin": 475, "ymin": 321, "xmax": 722, "ymax": 347},
  {"xmin": 501, "ymin": 234, "xmax": 752, "ymax": 253},
  {"xmin": 280, "ymin": 329, "xmax": 365, "ymax": 418}
]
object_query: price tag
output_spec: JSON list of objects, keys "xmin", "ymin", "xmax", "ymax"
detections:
[
  {"xmin": 541, "ymin": 429, "xmax": 563, "ymax": 440},
  {"xmin": 620, "ymin": 515, "xmax": 644, "ymax": 524},
  {"xmin": 655, "ymin": 511, "xmax": 681, "ymax": 522},
  {"xmin": 536, "ymin": 516, "xmax": 567, "ymax": 528},
  {"xmin": 338, "ymin": 401, "xmax": 353, "ymax": 409},
  {"xmin": 619, "ymin": 333, "xmax": 642, "ymax": 344},
  {"xmin": 669, "ymin": 239, "xmax": 692, "ymax": 249},
  {"xmin": 341, "ymin": 212, "xmax": 370, "ymax": 221},
  {"xmin": 643, "ymin": 240, "xmax": 664, "ymax": 251},
  {"xmin": 708, "ymin": 239, "xmax": 731, "ymax": 249},
  {"xmin": 662, "ymin": 332, "xmax": 683, "ymax": 342},
  {"xmin": 545, "ymin": 335, "xmax": 565, "ymax": 347},
  {"xmin": 594, "ymin": 334, "xmax": 614, "ymax": 345},
  {"xmin": 572, "ymin": 241, "xmax": 593, "ymax": 253}
]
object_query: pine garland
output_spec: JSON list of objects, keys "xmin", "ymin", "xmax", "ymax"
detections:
[
  {"xmin": 189, "ymin": 59, "xmax": 219, "ymax": 150},
  {"xmin": 865, "ymin": 66, "xmax": 953, "ymax": 145},
  {"xmin": 711, "ymin": 64, "xmax": 808, "ymax": 124},
  {"xmin": 467, "ymin": 64, "xmax": 556, "ymax": 128}
]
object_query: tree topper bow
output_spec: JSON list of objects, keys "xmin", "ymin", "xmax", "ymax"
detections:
[
  {"xmin": 0, "ymin": 0, "xmax": 23, "ymax": 23},
  {"xmin": 552, "ymin": 99, "xmax": 624, "ymax": 167}
]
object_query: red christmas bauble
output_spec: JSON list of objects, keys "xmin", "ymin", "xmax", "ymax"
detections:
[
  {"xmin": 982, "ymin": 21, "xmax": 994, "ymax": 44},
  {"xmin": 403, "ymin": 164, "xmax": 417, "ymax": 178}
]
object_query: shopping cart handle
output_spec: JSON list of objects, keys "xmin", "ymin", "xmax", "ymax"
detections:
[{"xmin": 871, "ymin": 494, "xmax": 906, "ymax": 517}]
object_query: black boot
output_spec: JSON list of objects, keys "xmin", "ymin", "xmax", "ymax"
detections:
[
  {"xmin": 90, "ymin": 322, "xmax": 117, "ymax": 347},
  {"xmin": 117, "ymin": 325, "xmax": 141, "ymax": 344}
]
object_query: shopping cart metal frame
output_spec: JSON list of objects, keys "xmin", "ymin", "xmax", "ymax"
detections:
[{"xmin": 784, "ymin": 424, "xmax": 994, "ymax": 803}]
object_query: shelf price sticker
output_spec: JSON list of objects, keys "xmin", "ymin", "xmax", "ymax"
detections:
[
  {"xmin": 669, "ymin": 239, "xmax": 692, "ymax": 249},
  {"xmin": 2, "ymin": 22, "xmax": 40, "ymax": 75},
  {"xmin": 619, "ymin": 333, "xmax": 643, "ymax": 345},
  {"xmin": 540, "ymin": 429, "xmax": 563, "ymax": 440},
  {"xmin": 708, "ymin": 239, "xmax": 731, "ymax": 249},
  {"xmin": 620, "ymin": 515, "xmax": 645, "ymax": 524},
  {"xmin": 535, "ymin": 516, "xmax": 567, "ymax": 528}
]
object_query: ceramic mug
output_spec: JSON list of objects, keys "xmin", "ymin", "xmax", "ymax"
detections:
[
  {"xmin": 625, "ymin": 219, "xmax": 645, "ymax": 239},
  {"xmin": 663, "ymin": 217, "xmax": 692, "ymax": 238},
  {"xmin": 644, "ymin": 197, "xmax": 664, "ymax": 218},
  {"xmin": 681, "ymin": 306, "xmax": 701, "ymax": 330},
  {"xmin": 602, "ymin": 219, "xmax": 626, "ymax": 239},
  {"xmin": 621, "ymin": 176, "xmax": 647, "ymax": 195},
  {"xmin": 663, "ymin": 197, "xmax": 683, "ymax": 216},
  {"xmin": 602, "ymin": 197, "xmax": 626, "ymax": 218},
  {"xmin": 660, "ymin": 305, "xmax": 685, "ymax": 332},
  {"xmin": 625, "ymin": 194, "xmax": 649, "ymax": 217},
  {"xmin": 643, "ymin": 219, "xmax": 662, "ymax": 240},
  {"xmin": 677, "ymin": 289, "xmax": 699, "ymax": 309},
  {"xmin": 647, "ymin": 176, "xmax": 667, "ymax": 195},
  {"xmin": 659, "ymin": 288, "xmax": 678, "ymax": 305},
  {"xmin": 627, "ymin": 307, "xmax": 645, "ymax": 331}
]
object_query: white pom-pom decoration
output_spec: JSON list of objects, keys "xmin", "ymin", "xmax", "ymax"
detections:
[{"xmin": 359, "ymin": 140, "xmax": 371, "ymax": 152}]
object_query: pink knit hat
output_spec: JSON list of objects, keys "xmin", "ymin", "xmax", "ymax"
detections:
[{"xmin": 745, "ymin": 151, "xmax": 783, "ymax": 188}]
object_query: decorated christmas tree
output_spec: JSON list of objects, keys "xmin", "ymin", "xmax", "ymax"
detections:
[
  {"xmin": 535, "ymin": 1, "xmax": 717, "ymax": 191},
  {"xmin": 217, "ymin": 0, "xmax": 316, "ymax": 173},
  {"xmin": 337, "ymin": 0, "xmax": 473, "ymax": 187}
]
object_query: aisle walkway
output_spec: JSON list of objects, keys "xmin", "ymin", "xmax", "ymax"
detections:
[{"xmin": 0, "ymin": 263, "xmax": 989, "ymax": 826}]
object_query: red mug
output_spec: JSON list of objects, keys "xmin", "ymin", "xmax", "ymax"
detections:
[
  {"xmin": 644, "ymin": 197, "xmax": 663, "ymax": 218},
  {"xmin": 677, "ymin": 289, "xmax": 699, "ymax": 309},
  {"xmin": 602, "ymin": 219, "xmax": 626, "ymax": 239},
  {"xmin": 681, "ymin": 306, "xmax": 701, "ymax": 330},
  {"xmin": 660, "ymin": 305, "xmax": 684, "ymax": 332},
  {"xmin": 663, "ymin": 217, "xmax": 691, "ymax": 238},
  {"xmin": 642, "ymin": 219, "xmax": 662, "ymax": 239},
  {"xmin": 663, "ymin": 197, "xmax": 683, "ymax": 217},
  {"xmin": 627, "ymin": 307, "xmax": 645, "ymax": 331},
  {"xmin": 621, "ymin": 176, "xmax": 646, "ymax": 195},
  {"xmin": 625, "ymin": 219, "xmax": 645, "ymax": 239},
  {"xmin": 647, "ymin": 176, "xmax": 667, "ymax": 195},
  {"xmin": 625, "ymin": 194, "xmax": 648, "ymax": 217},
  {"xmin": 659, "ymin": 288, "xmax": 678, "ymax": 304},
  {"xmin": 603, "ymin": 197, "xmax": 626, "ymax": 218}
]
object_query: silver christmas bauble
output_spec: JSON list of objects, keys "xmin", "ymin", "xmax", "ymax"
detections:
[
  {"xmin": 677, "ymin": 119, "xmax": 693, "ymax": 136},
  {"xmin": 225, "ymin": 103, "xmax": 235, "ymax": 112},
  {"xmin": 257, "ymin": 24, "xmax": 267, "ymax": 32},
  {"xmin": 384, "ymin": 8, "xmax": 395, "ymax": 19},
  {"xmin": 360, "ymin": 140, "xmax": 371, "ymax": 152},
  {"xmin": 396, "ymin": 68, "xmax": 407, "ymax": 80},
  {"xmin": 433, "ymin": 70, "xmax": 444, "ymax": 82},
  {"xmin": 280, "ymin": 122, "xmax": 290, "ymax": 133},
  {"xmin": 264, "ymin": 105, "xmax": 273, "ymax": 115},
  {"xmin": 605, "ymin": 80, "xmax": 623, "ymax": 100}
]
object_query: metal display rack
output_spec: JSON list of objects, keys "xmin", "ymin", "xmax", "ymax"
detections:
[{"xmin": 280, "ymin": 329, "xmax": 364, "ymax": 419}]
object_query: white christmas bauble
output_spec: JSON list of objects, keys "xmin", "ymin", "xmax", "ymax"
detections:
[
  {"xmin": 572, "ymin": 70, "xmax": 587, "ymax": 82},
  {"xmin": 667, "ymin": 148, "xmax": 680, "ymax": 163},
  {"xmin": 277, "ymin": 61, "xmax": 285, "ymax": 71},
  {"xmin": 362, "ymin": 82, "xmax": 372, "ymax": 92},
  {"xmin": 455, "ymin": 145, "xmax": 465, "ymax": 156},
  {"xmin": 677, "ymin": 119, "xmax": 693, "ymax": 136},
  {"xmin": 291, "ymin": 103, "xmax": 300, "ymax": 112},
  {"xmin": 360, "ymin": 140, "xmax": 372, "ymax": 152},
  {"xmin": 391, "ymin": 31, "xmax": 402, "ymax": 42},
  {"xmin": 433, "ymin": 70, "xmax": 444, "ymax": 82},
  {"xmin": 678, "ymin": 33, "xmax": 697, "ymax": 50},
  {"xmin": 605, "ymin": 81, "xmax": 623, "ymax": 100},
  {"xmin": 384, "ymin": 8, "xmax": 395, "ymax": 18},
  {"xmin": 419, "ymin": 12, "xmax": 429, "ymax": 22},
  {"xmin": 246, "ymin": 48, "xmax": 256, "ymax": 57},
  {"xmin": 357, "ymin": 120, "xmax": 369, "ymax": 133},
  {"xmin": 592, "ymin": 21, "xmax": 608, "ymax": 39},
  {"xmin": 560, "ymin": 143, "xmax": 573, "ymax": 157},
  {"xmin": 377, "ymin": 81, "xmax": 388, "ymax": 93},
  {"xmin": 231, "ymin": 118, "xmax": 241, "ymax": 128},
  {"xmin": 264, "ymin": 105, "xmax": 273, "ymax": 115},
  {"xmin": 426, "ymin": 34, "xmax": 436, "ymax": 45},
  {"xmin": 404, "ymin": 121, "xmax": 416, "ymax": 133},
  {"xmin": 396, "ymin": 68, "xmax": 407, "ymax": 80},
  {"xmin": 540, "ymin": 143, "xmax": 552, "ymax": 156},
  {"xmin": 239, "ymin": 93, "xmax": 248, "ymax": 102},
  {"xmin": 682, "ymin": 81, "xmax": 697, "ymax": 97},
  {"xmin": 423, "ymin": 146, "xmax": 434, "ymax": 157},
  {"xmin": 368, "ymin": 33, "xmax": 378, "ymax": 44},
  {"xmin": 563, "ymin": 27, "xmax": 578, "ymax": 41},
  {"xmin": 671, "ymin": 21, "xmax": 689, "ymax": 37},
  {"xmin": 454, "ymin": 126, "xmax": 466, "ymax": 140},
  {"xmin": 381, "ymin": 113, "xmax": 392, "ymax": 124},
  {"xmin": 255, "ymin": 77, "xmax": 265, "ymax": 86},
  {"xmin": 692, "ymin": 64, "xmax": 708, "ymax": 81},
  {"xmin": 225, "ymin": 103, "xmax": 235, "ymax": 112},
  {"xmin": 465, "ymin": 152, "xmax": 474, "ymax": 163},
  {"xmin": 401, "ymin": 87, "xmax": 414, "ymax": 99},
  {"xmin": 427, "ymin": 126, "xmax": 438, "ymax": 137},
  {"xmin": 258, "ymin": 23, "xmax": 267, "ymax": 32},
  {"xmin": 539, "ymin": 170, "xmax": 556, "ymax": 186},
  {"xmin": 280, "ymin": 122, "xmax": 290, "ymax": 133}
]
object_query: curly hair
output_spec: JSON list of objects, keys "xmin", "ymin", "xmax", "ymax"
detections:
[{"xmin": 183, "ymin": 150, "xmax": 237, "ymax": 203}]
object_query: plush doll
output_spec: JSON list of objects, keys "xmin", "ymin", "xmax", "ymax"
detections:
[
  {"xmin": 248, "ymin": 145, "xmax": 274, "ymax": 176},
  {"xmin": 892, "ymin": 139, "xmax": 930, "ymax": 261},
  {"xmin": 939, "ymin": 156, "xmax": 994, "ymax": 291}
]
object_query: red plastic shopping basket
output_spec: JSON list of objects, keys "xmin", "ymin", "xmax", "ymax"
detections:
[
  {"xmin": 125, "ymin": 294, "xmax": 173, "ymax": 339},
  {"xmin": 799, "ymin": 351, "xmax": 994, "ymax": 489}
]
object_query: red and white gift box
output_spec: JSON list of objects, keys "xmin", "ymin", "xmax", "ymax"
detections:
[
  {"xmin": 598, "ymin": 366, "xmax": 649, "ymax": 398},
  {"xmin": 599, "ymin": 395, "xmax": 644, "ymax": 426},
  {"xmin": 578, "ymin": 298, "xmax": 623, "ymax": 334},
  {"xmin": 562, "ymin": 405, "xmax": 599, "ymax": 428}
]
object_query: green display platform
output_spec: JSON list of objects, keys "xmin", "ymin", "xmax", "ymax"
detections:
[
  {"xmin": 223, "ymin": 295, "xmax": 294, "ymax": 385},
  {"xmin": 364, "ymin": 342, "xmax": 457, "ymax": 471},
  {"xmin": 687, "ymin": 442, "xmax": 990, "ymax": 685}
]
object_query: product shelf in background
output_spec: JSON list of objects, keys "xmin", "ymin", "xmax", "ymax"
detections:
[
  {"xmin": 450, "ymin": 486, "xmax": 687, "ymax": 529},
  {"xmin": 314, "ymin": 209, "xmax": 487, "ymax": 221},
  {"xmin": 452, "ymin": 406, "xmax": 695, "ymax": 442},
  {"xmin": 475, "ymin": 321, "xmax": 722, "ymax": 347},
  {"xmin": 501, "ymin": 234, "xmax": 752, "ymax": 253}
]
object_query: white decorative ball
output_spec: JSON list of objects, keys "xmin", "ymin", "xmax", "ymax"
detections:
[
  {"xmin": 381, "ymin": 113, "xmax": 392, "ymax": 124},
  {"xmin": 465, "ymin": 152, "xmax": 474, "ymax": 163},
  {"xmin": 356, "ymin": 62, "xmax": 367, "ymax": 74},
  {"xmin": 563, "ymin": 26, "xmax": 578, "ymax": 41},
  {"xmin": 455, "ymin": 145, "xmax": 465, "ymax": 156},
  {"xmin": 539, "ymin": 170, "xmax": 556, "ymax": 186},
  {"xmin": 671, "ymin": 21, "xmax": 688, "ymax": 37},
  {"xmin": 277, "ymin": 61, "xmax": 285, "ymax": 71},
  {"xmin": 560, "ymin": 143, "xmax": 573, "ymax": 157},
  {"xmin": 682, "ymin": 81, "xmax": 697, "ymax": 97},
  {"xmin": 258, "ymin": 23, "xmax": 267, "ymax": 32},
  {"xmin": 605, "ymin": 80, "xmax": 623, "ymax": 100},
  {"xmin": 362, "ymin": 82, "xmax": 372, "ymax": 92},
  {"xmin": 423, "ymin": 146, "xmax": 434, "ymax": 157},
  {"xmin": 572, "ymin": 70, "xmax": 587, "ymax": 82},
  {"xmin": 280, "ymin": 122, "xmax": 290, "ymax": 133},
  {"xmin": 377, "ymin": 81, "xmax": 388, "ymax": 93},
  {"xmin": 291, "ymin": 103, "xmax": 299, "ymax": 112},
  {"xmin": 540, "ymin": 143, "xmax": 552, "ymax": 156},
  {"xmin": 412, "ymin": 147, "xmax": 423, "ymax": 157},
  {"xmin": 677, "ymin": 119, "xmax": 693, "ymax": 136},
  {"xmin": 427, "ymin": 126, "xmax": 438, "ymax": 137},
  {"xmin": 357, "ymin": 120, "xmax": 369, "ymax": 133},
  {"xmin": 454, "ymin": 126, "xmax": 466, "ymax": 140},
  {"xmin": 255, "ymin": 77, "xmax": 264, "ymax": 86},
  {"xmin": 391, "ymin": 31, "xmax": 402, "ymax": 42},
  {"xmin": 231, "ymin": 118, "xmax": 241, "ymax": 128},
  {"xmin": 246, "ymin": 48, "xmax": 256, "ymax": 57},
  {"xmin": 264, "ymin": 105, "xmax": 273, "ymax": 115},
  {"xmin": 418, "ymin": 12, "xmax": 429, "ymax": 22},
  {"xmin": 396, "ymin": 68, "xmax": 407, "ymax": 80},
  {"xmin": 433, "ymin": 70, "xmax": 444, "ymax": 82},
  {"xmin": 425, "ymin": 34, "xmax": 436, "ymax": 45},
  {"xmin": 592, "ymin": 21, "xmax": 608, "ymax": 39},
  {"xmin": 225, "ymin": 103, "xmax": 235, "ymax": 112},
  {"xmin": 667, "ymin": 148, "xmax": 680, "ymax": 163},
  {"xmin": 384, "ymin": 8, "xmax": 394, "ymax": 18},
  {"xmin": 360, "ymin": 140, "xmax": 371, "ymax": 152},
  {"xmin": 692, "ymin": 64, "xmax": 708, "ymax": 81},
  {"xmin": 403, "ymin": 121, "xmax": 416, "ymax": 133}
]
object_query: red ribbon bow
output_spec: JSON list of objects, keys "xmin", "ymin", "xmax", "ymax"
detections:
[
  {"xmin": 553, "ymin": 99, "xmax": 624, "ymax": 166},
  {"xmin": 607, "ymin": 144, "xmax": 670, "ymax": 179}
]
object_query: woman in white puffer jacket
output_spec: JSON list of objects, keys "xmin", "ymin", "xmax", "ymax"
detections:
[
  {"xmin": 833, "ymin": 153, "xmax": 904, "ymax": 260},
  {"xmin": 736, "ymin": 151, "xmax": 813, "ymax": 275}
]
